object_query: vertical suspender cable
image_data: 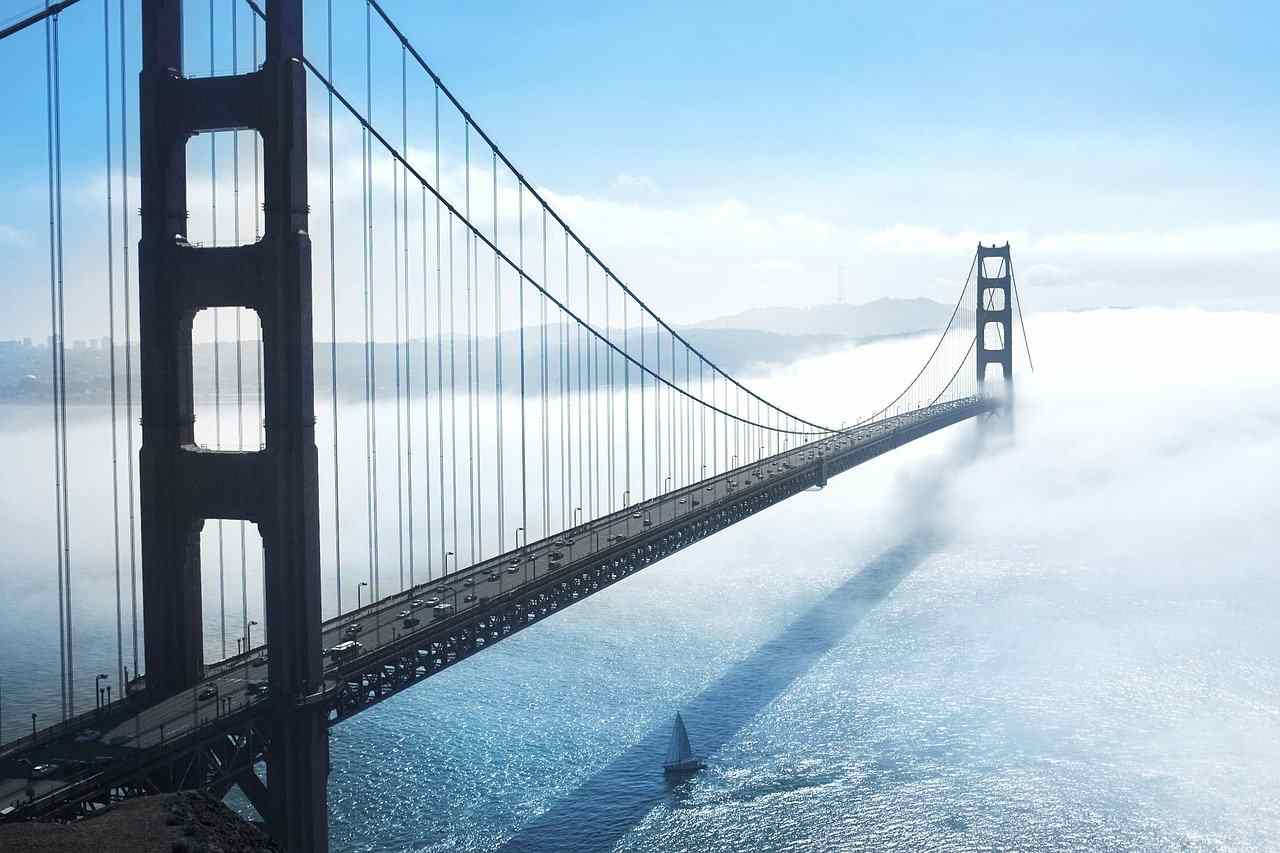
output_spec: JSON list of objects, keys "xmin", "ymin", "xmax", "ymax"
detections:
[
  {"xmin": 655, "ymin": 320, "xmax": 661, "ymax": 496},
  {"xmin": 541, "ymin": 209, "xmax": 549, "ymax": 539},
  {"xmin": 393, "ymin": 49, "xmax": 405, "ymax": 594},
  {"xmin": 252, "ymin": 19, "xmax": 264, "ymax": 621},
  {"xmin": 53, "ymin": 7, "xmax": 75, "ymax": 714},
  {"xmin": 326, "ymin": 0, "xmax": 342, "ymax": 613},
  {"xmin": 640, "ymin": 309, "xmax": 645, "ymax": 501},
  {"xmin": 119, "ymin": 0, "xmax": 140, "ymax": 680},
  {"xmin": 232, "ymin": 0, "xmax": 248, "ymax": 640},
  {"xmin": 361, "ymin": 1, "xmax": 375, "ymax": 598},
  {"xmin": 494, "ymin": 151, "xmax": 504, "ymax": 549},
  {"xmin": 575, "ymin": 284, "xmax": 583, "ymax": 523},
  {"xmin": 518, "ymin": 186, "xmax": 528, "ymax": 560},
  {"xmin": 560, "ymin": 232, "xmax": 567, "ymax": 529},
  {"xmin": 584, "ymin": 257, "xmax": 593, "ymax": 520},
  {"xmin": 45, "ymin": 8, "xmax": 68, "ymax": 719},
  {"xmin": 103, "ymin": 0, "xmax": 124, "ymax": 691},
  {"xmin": 402, "ymin": 46, "xmax": 415, "ymax": 591},
  {"xmin": 623, "ymin": 294, "xmax": 629, "ymax": 504},
  {"xmin": 449, "ymin": 212, "xmax": 459, "ymax": 568},
  {"xmin": 606, "ymin": 269, "xmax": 613, "ymax": 513},
  {"xmin": 366, "ymin": 1, "xmax": 381, "ymax": 598},
  {"xmin": 420, "ymin": 182, "xmax": 432, "ymax": 586},
  {"xmin": 471, "ymin": 146, "xmax": 482, "ymax": 559},
  {"xmin": 435, "ymin": 85, "xmax": 448, "ymax": 578},
  {"xmin": 670, "ymin": 333, "xmax": 676, "ymax": 487},
  {"xmin": 210, "ymin": 0, "xmax": 226, "ymax": 661},
  {"xmin": 464, "ymin": 127, "xmax": 476, "ymax": 564}
]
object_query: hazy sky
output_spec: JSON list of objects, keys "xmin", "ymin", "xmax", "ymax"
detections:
[{"xmin": 0, "ymin": 0, "xmax": 1277, "ymax": 341}]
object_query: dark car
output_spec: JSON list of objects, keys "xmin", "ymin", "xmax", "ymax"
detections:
[{"xmin": 197, "ymin": 685, "xmax": 218, "ymax": 701}]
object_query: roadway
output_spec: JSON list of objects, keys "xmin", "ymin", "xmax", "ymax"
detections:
[{"xmin": 0, "ymin": 397, "xmax": 989, "ymax": 814}]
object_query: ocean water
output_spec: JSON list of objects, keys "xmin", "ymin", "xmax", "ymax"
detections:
[
  {"xmin": 322, "ymin": 308, "xmax": 1280, "ymax": 852},
  {"xmin": 2, "ymin": 308, "xmax": 1277, "ymax": 851}
]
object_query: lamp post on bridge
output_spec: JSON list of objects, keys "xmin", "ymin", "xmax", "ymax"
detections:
[
  {"xmin": 357, "ymin": 582, "xmax": 369, "ymax": 611},
  {"xmin": 95, "ymin": 673, "xmax": 109, "ymax": 713},
  {"xmin": 245, "ymin": 620, "xmax": 259, "ymax": 653},
  {"xmin": 515, "ymin": 527, "xmax": 526, "ymax": 584}
]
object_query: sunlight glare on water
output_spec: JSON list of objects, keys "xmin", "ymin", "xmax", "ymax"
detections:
[
  {"xmin": 322, "ymin": 308, "xmax": 1280, "ymax": 852},
  {"xmin": 0, "ymin": 309, "xmax": 1275, "ymax": 851}
]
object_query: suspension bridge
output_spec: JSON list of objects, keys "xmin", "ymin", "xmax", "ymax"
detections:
[{"xmin": 0, "ymin": 1, "xmax": 1031, "ymax": 850}]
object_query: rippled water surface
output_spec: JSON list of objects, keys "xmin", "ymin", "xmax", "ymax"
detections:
[
  {"xmin": 322, "ymin": 310, "xmax": 1280, "ymax": 852},
  {"xmin": 2, "ymin": 309, "xmax": 1276, "ymax": 851}
]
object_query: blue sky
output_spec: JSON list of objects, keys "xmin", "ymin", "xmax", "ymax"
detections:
[{"xmin": 0, "ymin": 0, "xmax": 1277, "ymax": 339}]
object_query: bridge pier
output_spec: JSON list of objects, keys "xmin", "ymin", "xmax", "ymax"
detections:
[{"xmin": 138, "ymin": 1, "xmax": 327, "ymax": 849}]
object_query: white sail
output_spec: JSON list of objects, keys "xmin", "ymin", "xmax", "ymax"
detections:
[{"xmin": 665, "ymin": 712, "xmax": 693, "ymax": 766}]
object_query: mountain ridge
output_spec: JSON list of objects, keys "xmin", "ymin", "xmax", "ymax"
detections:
[{"xmin": 694, "ymin": 296, "xmax": 953, "ymax": 339}]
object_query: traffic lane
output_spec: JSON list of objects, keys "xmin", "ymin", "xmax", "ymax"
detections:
[
  {"xmin": 130, "ymin": 418, "xmax": 927, "ymax": 736},
  {"xmin": 316, "ymin": 415, "xmax": 908, "ymax": 662},
  {"xmin": 3, "ymin": 409, "xmax": 958, "ymax": 807},
  {"xmin": 187, "ymin": 414, "xmax": 919, "ymax": 711}
]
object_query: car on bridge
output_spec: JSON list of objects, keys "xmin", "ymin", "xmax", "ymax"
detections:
[{"xmin": 328, "ymin": 640, "xmax": 363, "ymax": 663}]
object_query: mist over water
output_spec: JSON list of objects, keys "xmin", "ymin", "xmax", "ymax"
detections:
[
  {"xmin": 323, "ymin": 307, "xmax": 1280, "ymax": 852},
  {"xmin": 1, "ymin": 308, "xmax": 1277, "ymax": 850}
]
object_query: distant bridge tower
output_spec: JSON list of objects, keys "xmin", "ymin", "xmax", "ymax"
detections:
[
  {"xmin": 138, "ymin": 0, "xmax": 327, "ymax": 849},
  {"xmin": 976, "ymin": 242, "xmax": 1014, "ymax": 398}
]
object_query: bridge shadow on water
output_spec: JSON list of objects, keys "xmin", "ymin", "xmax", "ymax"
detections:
[{"xmin": 498, "ymin": 531, "xmax": 942, "ymax": 853}]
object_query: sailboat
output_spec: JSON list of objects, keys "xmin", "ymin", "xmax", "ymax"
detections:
[{"xmin": 662, "ymin": 712, "xmax": 705, "ymax": 774}]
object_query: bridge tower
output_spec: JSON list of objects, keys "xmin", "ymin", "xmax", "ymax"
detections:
[
  {"xmin": 976, "ymin": 242, "xmax": 1014, "ymax": 400},
  {"xmin": 138, "ymin": 0, "xmax": 327, "ymax": 849}
]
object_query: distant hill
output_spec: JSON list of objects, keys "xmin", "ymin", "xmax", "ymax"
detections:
[
  {"xmin": 694, "ymin": 297, "xmax": 953, "ymax": 339},
  {"xmin": 0, "ymin": 326, "xmax": 861, "ymax": 403}
]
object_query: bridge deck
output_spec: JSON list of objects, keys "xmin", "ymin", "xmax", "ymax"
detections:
[{"xmin": 0, "ymin": 396, "xmax": 993, "ymax": 819}]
